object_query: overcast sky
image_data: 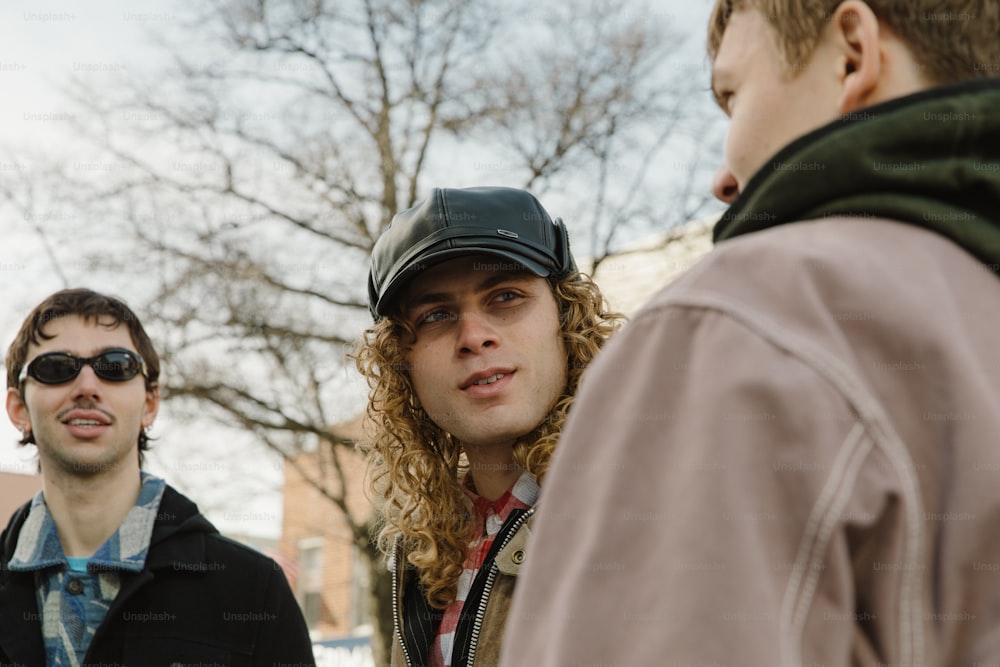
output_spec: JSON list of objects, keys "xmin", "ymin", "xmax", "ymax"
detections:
[
  {"xmin": 0, "ymin": 0, "xmax": 181, "ymax": 465},
  {"xmin": 0, "ymin": 0, "xmax": 721, "ymax": 536}
]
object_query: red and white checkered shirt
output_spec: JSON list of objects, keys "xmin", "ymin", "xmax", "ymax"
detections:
[{"xmin": 429, "ymin": 470, "xmax": 539, "ymax": 667}]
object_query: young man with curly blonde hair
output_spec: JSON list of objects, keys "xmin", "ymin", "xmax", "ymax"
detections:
[
  {"xmin": 502, "ymin": 1, "xmax": 1000, "ymax": 666},
  {"xmin": 355, "ymin": 186, "xmax": 621, "ymax": 667}
]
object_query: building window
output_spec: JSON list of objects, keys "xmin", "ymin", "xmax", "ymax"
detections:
[{"xmin": 298, "ymin": 537, "xmax": 324, "ymax": 631}]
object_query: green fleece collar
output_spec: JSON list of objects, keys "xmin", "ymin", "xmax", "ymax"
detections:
[{"xmin": 714, "ymin": 78, "xmax": 1000, "ymax": 271}]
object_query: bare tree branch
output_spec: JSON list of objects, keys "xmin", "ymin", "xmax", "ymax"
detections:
[{"xmin": 16, "ymin": 0, "xmax": 724, "ymax": 658}]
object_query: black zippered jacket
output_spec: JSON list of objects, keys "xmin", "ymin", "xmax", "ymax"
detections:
[
  {"xmin": 391, "ymin": 509, "xmax": 533, "ymax": 667},
  {"xmin": 0, "ymin": 485, "xmax": 315, "ymax": 666}
]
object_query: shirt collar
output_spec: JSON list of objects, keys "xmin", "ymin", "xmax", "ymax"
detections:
[
  {"xmin": 8, "ymin": 472, "xmax": 167, "ymax": 574},
  {"xmin": 462, "ymin": 469, "xmax": 539, "ymax": 524}
]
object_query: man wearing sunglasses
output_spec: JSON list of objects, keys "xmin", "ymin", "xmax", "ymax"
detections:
[{"xmin": 0, "ymin": 288, "xmax": 315, "ymax": 666}]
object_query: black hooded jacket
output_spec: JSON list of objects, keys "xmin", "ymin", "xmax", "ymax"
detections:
[{"xmin": 0, "ymin": 484, "xmax": 315, "ymax": 667}]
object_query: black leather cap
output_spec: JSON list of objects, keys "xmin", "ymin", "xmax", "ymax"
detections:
[{"xmin": 368, "ymin": 187, "xmax": 576, "ymax": 318}]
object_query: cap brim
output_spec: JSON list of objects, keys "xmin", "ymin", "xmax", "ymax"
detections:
[{"xmin": 375, "ymin": 248, "xmax": 550, "ymax": 316}]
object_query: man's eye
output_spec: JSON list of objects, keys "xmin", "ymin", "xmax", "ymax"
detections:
[
  {"xmin": 419, "ymin": 310, "xmax": 453, "ymax": 325},
  {"xmin": 493, "ymin": 290, "xmax": 521, "ymax": 304}
]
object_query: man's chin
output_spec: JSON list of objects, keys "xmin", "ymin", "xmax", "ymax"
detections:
[
  {"xmin": 43, "ymin": 450, "xmax": 132, "ymax": 478},
  {"xmin": 456, "ymin": 427, "xmax": 538, "ymax": 451}
]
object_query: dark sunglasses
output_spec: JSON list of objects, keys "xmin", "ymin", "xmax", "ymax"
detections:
[{"xmin": 19, "ymin": 348, "xmax": 148, "ymax": 385}]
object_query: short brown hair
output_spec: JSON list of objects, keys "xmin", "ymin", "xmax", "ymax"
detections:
[
  {"xmin": 708, "ymin": 0, "xmax": 1000, "ymax": 85},
  {"xmin": 6, "ymin": 288, "xmax": 160, "ymax": 453}
]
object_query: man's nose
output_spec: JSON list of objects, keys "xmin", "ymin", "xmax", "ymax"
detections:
[
  {"xmin": 70, "ymin": 365, "xmax": 104, "ymax": 401},
  {"xmin": 456, "ymin": 312, "xmax": 499, "ymax": 354},
  {"xmin": 712, "ymin": 164, "xmax": 740, "ymax": 204}
]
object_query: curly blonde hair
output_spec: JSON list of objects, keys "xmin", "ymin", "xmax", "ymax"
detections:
[{"xmin": 354, "ymin": 272, "xmax": 623, "ymax": 608}]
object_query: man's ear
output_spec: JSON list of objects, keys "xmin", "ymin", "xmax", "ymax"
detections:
[
  {"xmin": 142, "ymin": 383, "xmax": 160, "ymax": 429},
  {"xmin": 6, "ymin": 387, "xmax": 30, "ymax": 435},
  {"xmin": 830, "ymin": 0, "xmax": 882, "ymax": 114}
]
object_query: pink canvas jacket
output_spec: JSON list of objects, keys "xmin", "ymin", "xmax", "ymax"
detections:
[{"xmin": 501, "ymin": 217, "xmax": 1000, "ymax": 666}]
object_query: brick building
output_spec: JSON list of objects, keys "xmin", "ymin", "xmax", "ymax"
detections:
[
  {"xmin": 280, "ymin": 415, "xmax": 374, "ymax": 640},
  {"xmin": 0, "ymin": 471, "xmax": 41, "ymax": 523}
]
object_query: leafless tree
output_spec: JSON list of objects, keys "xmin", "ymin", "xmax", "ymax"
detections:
[
  {"xmin": 0, "ymin": 151, "xmax": 80, "ymax": 289},
  {"xmin": 27, "ymin": 0, "xmax": 723, "ymax": 660}
]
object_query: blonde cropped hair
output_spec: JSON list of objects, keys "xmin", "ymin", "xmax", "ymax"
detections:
[
  {"xmin": 708, "ymin": 0, "xmax": 1000, "ymax": 85},
  {"xmin": 354, "ymin": 272, "xmax": 623, "ymax": 608}
]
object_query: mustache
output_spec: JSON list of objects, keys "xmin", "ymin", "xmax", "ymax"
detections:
[{"xmin": 55, "ymin": 400, "xmax": 115, "ymax": 423}]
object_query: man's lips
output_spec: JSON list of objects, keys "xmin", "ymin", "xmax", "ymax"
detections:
[
  {"xmin": 460, "ymin": 368, "xmax": 515, "ymax": 390},
  {"xmin": 59, "ymin": 409, "xmax": 113, "ymax": 429},
  {"xmin": 59, "ymin": 409, "xmax": 114, "ymax": 441}
]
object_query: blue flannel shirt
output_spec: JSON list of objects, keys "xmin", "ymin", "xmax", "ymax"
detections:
[{"xmin": 7, "ymin": 473, "xmax": 166, "ymax": 667}]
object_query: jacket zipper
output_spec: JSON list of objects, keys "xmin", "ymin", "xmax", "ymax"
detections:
[
  {"xmin": 464, "ymin": 508, "xmax": 534, "ymax": 667},
  {"xmin": 391, "ymin": 536, "xmax": 415, "ymax": 667}
]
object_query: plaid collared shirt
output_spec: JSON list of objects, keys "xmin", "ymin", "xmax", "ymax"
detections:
[
  {"xmin": 430, "ymin": 470, "xmax": 539, "ymax": 667},
  {"xmin": 7, "ymin": 472, "xmax": 166, "ymax": 667}
]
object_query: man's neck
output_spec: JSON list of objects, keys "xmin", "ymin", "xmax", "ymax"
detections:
[
  {"xmin": 463, "ymin": 442, "xmax": 523, "ymax": 502},
  {"xmin": 41, "ymin": 462, "xmax": 143, "ymax": 558}
]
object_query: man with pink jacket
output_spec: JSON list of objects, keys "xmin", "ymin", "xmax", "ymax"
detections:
[{"xmin": 501, "ymin": 1, "xmax": 1000, "ymax": 665}]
